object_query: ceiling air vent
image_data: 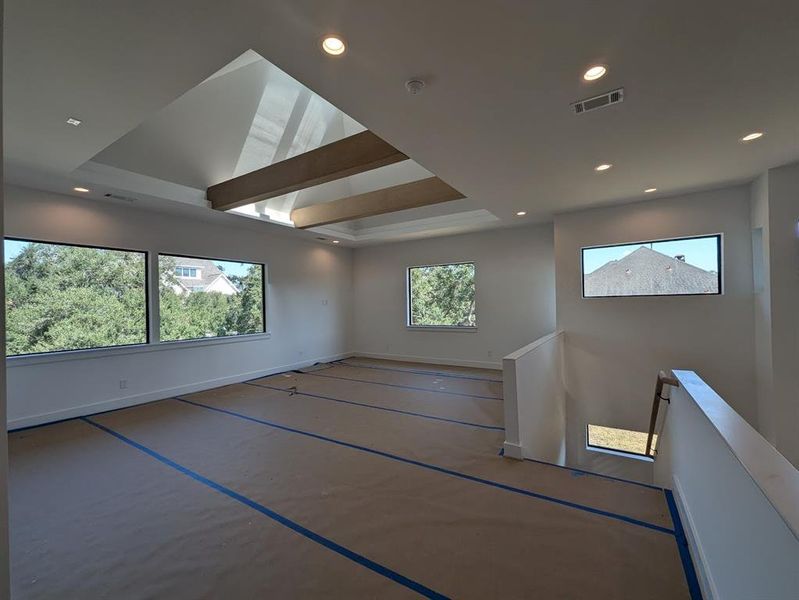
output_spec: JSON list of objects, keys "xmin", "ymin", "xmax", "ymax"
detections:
[
  {"xmin": 103, "ymin": 193, "xmax": 137, "ymax": 203},
  {"xmin": 572, "ymin": 88, "xmax": 624, "ymax": 115}
]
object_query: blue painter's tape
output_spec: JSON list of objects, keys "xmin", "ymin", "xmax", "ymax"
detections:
[
  {"xmin": 174, "ymin": 397, "xmax": 675, "ymax": 536},
  {"xmin": 82, "ymin": 416, "xmax": 449, "ymax": 600},
  {"xmin": 244, "ymin": 381, "xmax": 504, "ymax": 432},
  {"xmin": 334, "ymin": 360, "xmax": 503, "ymax": 384},
  {"xmin": 664, "ymin": 490, "xmax": 703, "ymax": 600},
  {"xmin": 297, "ymin": 370, "xmax": 503, "ymax": 401}
]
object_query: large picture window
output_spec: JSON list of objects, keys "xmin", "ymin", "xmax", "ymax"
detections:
[
  {"xmin": 407, "ymin": 262, "xmax": 476, "ymax": 328},
  {"xmin": 582, "ymin": 234, "xmax": 721, "ymax": 298},
  {"xmin": 158, "ymin": 254, "xmax": 265, "ymax": 342},
  {"xmin": 4, "ymin": 238, "xmax": 148, "ymax": 356}
]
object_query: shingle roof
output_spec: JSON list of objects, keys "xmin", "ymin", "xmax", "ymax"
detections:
[
  {"xmin": 174, "ymin": 258, "xmax": 232, "ymax": 290},
  {"xmin": 584, "ymin": 246, "xmax": 718, "ymax": 297}
]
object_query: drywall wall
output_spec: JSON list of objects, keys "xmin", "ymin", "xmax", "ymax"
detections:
[
  {"xmin": 0, "ymin": 10, "xmax": 10, "ymax": 593},
  {"xmin": 762, "ymin": 162, "xmax": 799, "ymax": 467},
  {"xmin": 502, "ymin": 331, "xmax": 565, "ymax": 463},
  {"xmin": 556, "ymin": 185, "xmax": 756, "ymax": 480},
  {"xmin": 352, "ymin": 225, "xmax": 556, "ymax": 368},
  {"xmin": 654, "ymin": 371, "xmax": 799, "ymax": 600},
  {"xmin": 750, "ymin": 172, "xmax": 775, "ymax": 444},
  {"xmin": 4, "ymin": 185, "xmax": 353, "ymax": 428}
]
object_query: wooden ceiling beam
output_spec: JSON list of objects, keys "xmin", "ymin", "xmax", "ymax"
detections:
[
  {"xmin": 208, "ymin": 130, "xmax": 408, "ymax": 211},
  {"xmin": 290, "ymin": 177, "xmax": 465, "ymax": 229}
]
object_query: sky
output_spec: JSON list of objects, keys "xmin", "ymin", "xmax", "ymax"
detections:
[
  {"xmin": 582, "ymin": 236, "xmax": 719, "ymax": 274},
  {"xmin": 4, "ymin": 240, "xmax": 255, "ymax": 277}
]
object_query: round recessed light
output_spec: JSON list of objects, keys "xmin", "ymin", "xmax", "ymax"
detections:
[
  {"xmin": 321, "ymin": 35, "xmax": 346, "ymax": 56},
  {"xmin": 73, "ymin": 186, "xmax": 90, "ymax": 193},
  {"xmin": 332, "ymin": 240, "xmax": 340, "ymax": 244},
  {"xmin": 644, "ymin": 188, "xmax": 657, "ymax": 193},
  {"xmin": 741, "ymin": 131, "xmax": 764, "ymax": 142},
  {"xmin": 583, "ymin": 65, "xmax": 607, "ymax": 81},
  {"xmin": 594, "ymin": 163, "xmax": 613, "ymax": 172},
  {"xmin": 516, "ymin": 211, "xmax": 527, "ymax": 216}
]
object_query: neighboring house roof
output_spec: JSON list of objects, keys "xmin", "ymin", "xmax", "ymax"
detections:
[
  {"xmin": 584, "ymin": 246, "xmax": 718, "ymax": 297},
  {"xmin": 173, "ymin": 257, "xmax": 239, "ymax": 295}
]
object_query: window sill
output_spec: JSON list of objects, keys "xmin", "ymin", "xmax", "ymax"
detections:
[
  {"xmin": 7, "ymin": 332, "xmax": 273, "ymax": 368},
  {"xmin": 406, "ymin": 326, "xmax": 478, "ymax": 332},
  {"xmin": 585, "ymin": 445, "xmax": 654, "ymax": 463}
]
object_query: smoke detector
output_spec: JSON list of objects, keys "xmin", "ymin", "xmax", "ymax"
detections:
[{"xmin": 405, "ymin": 79, "xmax": 426, "ymax": 95}]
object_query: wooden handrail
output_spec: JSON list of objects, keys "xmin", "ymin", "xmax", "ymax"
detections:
[{"xmin": 645, "ymin": 371, "xmax": 679, "ymax": 457}]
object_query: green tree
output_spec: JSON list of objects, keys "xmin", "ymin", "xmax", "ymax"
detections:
[{"xmin": 409, "ymin": 263, "xmax": 476, "ymax": 327}]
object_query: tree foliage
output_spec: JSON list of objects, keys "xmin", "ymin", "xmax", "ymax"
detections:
[
  {"xmin": 5, "ymin": 243, "xmax": 147, "ymax": 355},
  {"xmin": 409, "ymin": 263, "xmax": 476, "ymax": 327}
]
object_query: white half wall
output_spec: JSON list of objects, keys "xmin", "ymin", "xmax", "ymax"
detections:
[
  {"xmin": 654, "ymin": 371, "xmax": 799, "ymax": 600},
  {"xmin": 352, "ymin": 225, "xmax": 556, "ymax": 368},
  {"xmin": 555, "ymin": 185, "xmax": 756, "ymax": 480},
  {"xmin": 4, "ymin": 185, "xmax": 353, "ymax": 428},
  {"xmin": 502, "ymin": 331, "xmax": 565, "ymax": 463}
]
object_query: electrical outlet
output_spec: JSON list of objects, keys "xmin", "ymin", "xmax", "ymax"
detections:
[
  {"xmin": 487, "ymin": 350, "xmax": 493, "ymax": 358},
  {"xmin": 322, "ymin": 299, "xmax": 328, "ymax": 306},
  {"xmin": 119, "ymin": 379, "xmax": 128, "ymax": 390}
]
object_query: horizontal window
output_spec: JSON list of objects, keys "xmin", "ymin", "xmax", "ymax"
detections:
[
  {"xmin": 582, "ymin": 234, "xmax": 721, "ymax": 298},
  {"xmin": 159, "ymin": 254, "xmax": 265, "ymax": 342},
  {"xmin": 586, "ymin": 424, "xmax": 655, "ymax": 457},
  {"xmin": 407, "ymin": 262, "xmax": 476, "ymax": 328},
  {"xmin": 4, "ymin": 238, "xmax": 148, "ymax": 356}
]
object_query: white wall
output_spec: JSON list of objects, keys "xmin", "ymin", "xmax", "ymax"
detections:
[
  {"xmin": 502, "ymin": 331, "xmax": 565, "ymax": 463},
  {"xmin": 555, "ymin": 185, "xmax": 756, "ymax": 480},
  {"xmin": 4, "ymin": 185, "xmax": 353, "ymax": 428},
  {"xmin": 352, "ymin": 225, "xmax": 556, "ymax": 369},
  {"xmin": 761, "ymin": 162, "xmax": 799, "ymax": 466},
  {"xmin": 0, "ymin": 8, "xmax": 10, "ymax": 593},
  {"xmin": 655, "ymin": 371, "xmax": 799, "ymax": 600}
]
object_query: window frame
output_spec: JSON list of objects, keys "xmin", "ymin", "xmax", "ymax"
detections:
[
  {"xmin": 580, "ymin": 233, "xmax": 723, "ymax": 299},
  {"xmin": 4, "ymin": 236, "xmax": 151, "ymax": 357},
  {"xmin": 157, "ymin": 251, "xmax": 267, "ymax": 344},
  {"xmin": 406, "ymin": 261, "xmax": 478, "ymax": 330}
]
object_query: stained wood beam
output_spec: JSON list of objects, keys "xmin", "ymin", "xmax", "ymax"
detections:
[
  {"xmin": 208, "ymin": 130, "xmax": 407, "ymax": 211},
  {"xmin": 291, "ymin": 177, "xmax": 465, "ymax": 229}
]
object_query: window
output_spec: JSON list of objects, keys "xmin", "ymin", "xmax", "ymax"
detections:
[
  {"xmin": 4, "ymin": 238, "xmax": 148, "ymax": 356},
  {"xmin": 582, "ymin": 234, "xmax": 721, "ymax": 298},
  {"xmin": 587, "ymin": 424, "xmax": 655, "ymax": 458},
  {"xmin": 175, "ymin": 266, "xmax": 199, "ymax": 278},
  {"xmin": 159, "ymin": 254, "xmax": 265, "ymax": 342},
  {"xmin": 407, "ymin": 262, "xmax": 476, "ymax": 328}
]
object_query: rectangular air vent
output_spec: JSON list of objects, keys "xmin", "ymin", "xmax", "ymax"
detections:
[{"xmin": 572, "ymin": 88, "xmax": 624, "ymax": 115}]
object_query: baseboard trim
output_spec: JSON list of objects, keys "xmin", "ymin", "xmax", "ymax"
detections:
[
  {"xmin": 8, "ymin": 352, "xmax": 352, "ymax": 431},
  {"xmin": 502, "ymin": 441, "xmax": 524, "ymax": 460},
  {"xmin": 672, "ymin": 476, "xmax": 717, "ymax": 600},
  {"xmin": 353, "ymin": 351, "xmax": 501, "ymax": 371}
]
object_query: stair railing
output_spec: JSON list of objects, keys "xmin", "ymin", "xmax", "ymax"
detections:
[{"xmin": 645, "ymin": 371, "xmax": 679, "ymax": 457}]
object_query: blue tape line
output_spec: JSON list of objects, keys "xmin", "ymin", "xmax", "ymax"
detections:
[
  {"xmin": 498, "ymin": 447, "xmax": 505, "ymax": 456},
  {"xmin": 664, "ymin": 490, "xmax": 703, "ymax": 600},
  {"xmin": 244, "ymin": 381, "xmax": 504, "ymax": 432},
  {"xmin": 335, "ymin": 360, "xmax": 503, "ymax": 384},
  {"xmin": 297, "ymin": 370, "xmax": 503, "ymax": 402},
  {"xmin": 174, "ymin": 396, "xmax": 675, "ymax": 536},
  {"xmin": 82, "ymin": 416, "xmax": 449, "ymax": 600},
  {"xmin": 522, "ymin": 456, "xmax": 664, "ymax": 492}
]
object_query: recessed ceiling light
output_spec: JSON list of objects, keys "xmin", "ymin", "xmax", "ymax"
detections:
[
  {"xmin": 73, "ymin": 186, "xmax": 90, "ymax": 193},
  {"xmin": 516, "ymin": 211, "xmax": 527, "ymax": 216},
  {"xmin": 332, "ymin": 240, "xmax": 340, "ymax": 244},
  {"xmin": 741, "ymin": 132, "xmax": 764, "ymax": 142},
  {"xmin": 321, "ymin": 36, "xmax": 346, "ymax": 56},
  {"xmin": 594, "ymin": 163, "xmax": 613, "ymax": 171},
  {"xmin": 66, "ymin": 117, "xmax": 82, "ymax": 127},
  {"xmin": 644, "ymin": 188, "xmax": 657, "ymax": 193},
  {"xmin": 583, "ymin": 65, "xmax": 607, "ymax": 81}
]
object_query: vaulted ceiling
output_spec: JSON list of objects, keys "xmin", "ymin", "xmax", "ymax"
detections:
[{"xmin": 5, "ymin": 1, "xmax": 799, "ymax": 245}]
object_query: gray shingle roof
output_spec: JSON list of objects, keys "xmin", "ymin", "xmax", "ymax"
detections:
[
  {"xmin": 174, "ymin": 258, "xmax": 232, "ymax": 291},
  {"xmin": 584, "ymin": 246, "xmax": 718, "ymax": 297}
]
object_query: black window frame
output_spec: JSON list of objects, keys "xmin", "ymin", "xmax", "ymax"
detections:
[
  {"xmin": 4, "ymin": 236, "xmax": 150, "ymax": 357},
  {"xmin": 406, "ymin": 261, "xmax": 478, "ymax": 329},
  {"xmin": 157, "ymin": 252, "xmax": 267, "ymax": 343},
  {"xmin": 581, "ymin": 233, "xmax": 723, "ymax": 299}
]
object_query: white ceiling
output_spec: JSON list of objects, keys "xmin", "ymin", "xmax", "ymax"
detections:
[{"xmin": 4, "ymin": 0, "xmax": 799, "ymax": 245}]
